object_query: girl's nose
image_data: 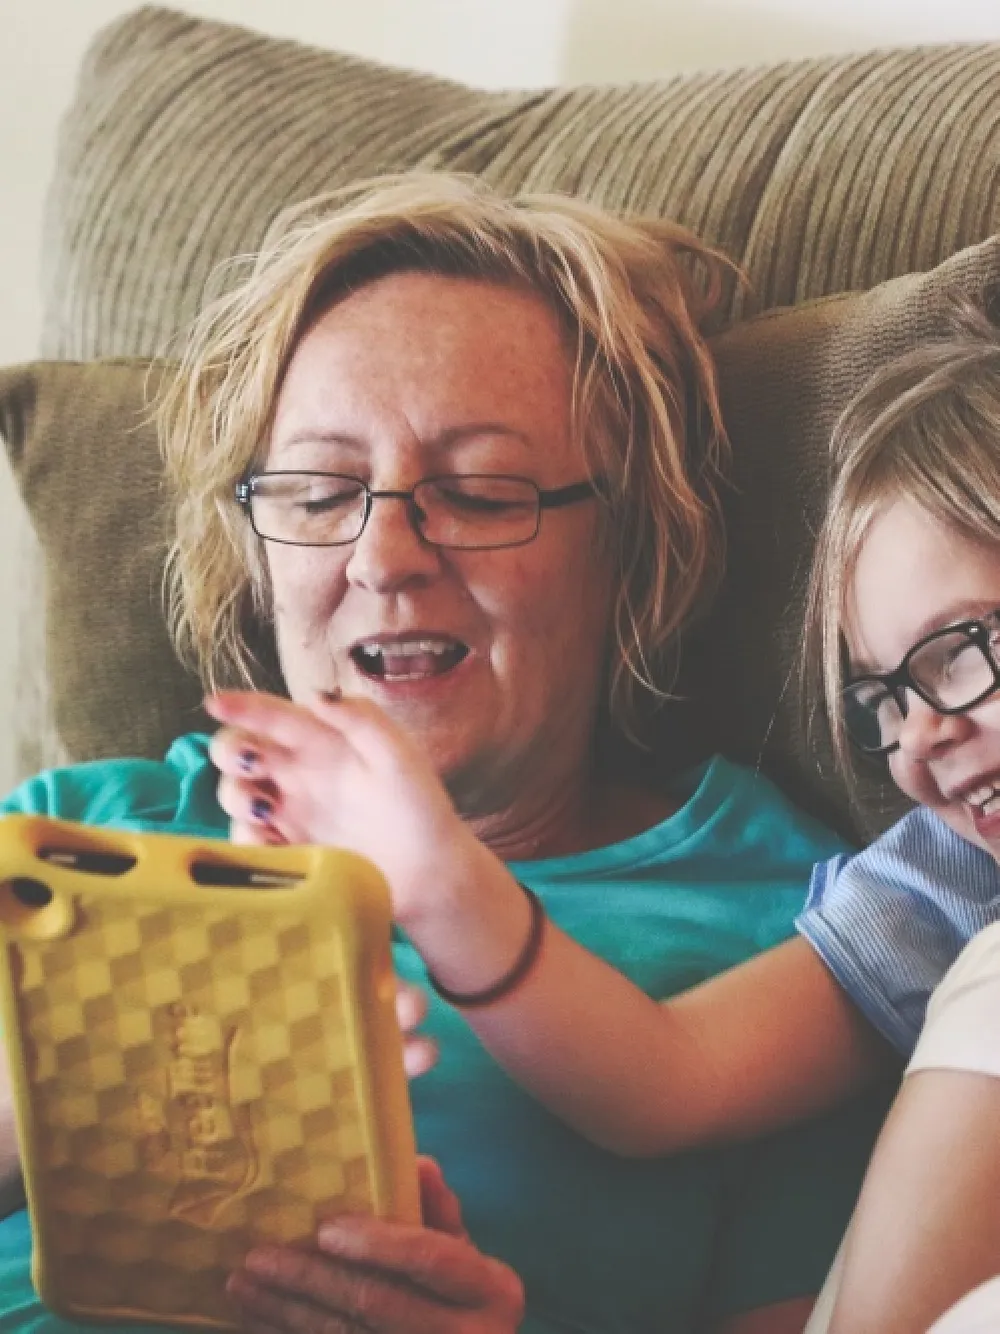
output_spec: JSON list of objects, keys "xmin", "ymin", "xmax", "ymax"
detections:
[{"xmin": 895, "ymin": 690, "xmax": 971, "ymax": 759}]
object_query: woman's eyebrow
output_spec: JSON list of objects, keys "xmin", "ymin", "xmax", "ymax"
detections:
[
  {"xmin": 433, "ymin": 423, "xmax": 532, "ymax": 450},
  {"xmin": 273, "ymin": 429, "xmax": 366, "ymax": 451},
  {"xmin": 273, "ymin": 423, "xmax": 533, "ymax": 452}
]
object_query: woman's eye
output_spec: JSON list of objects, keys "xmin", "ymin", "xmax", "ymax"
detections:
[
  {"xmin": 285, "ymin": 480, "xmax": 362, "ymax": 514},
  {"xmin": 299, "ymin": 490, "xmax": 354, "ymax": 514},
  {"xmin": 445, "ymin": 490, "xmax": 514, "ymax": 513}
]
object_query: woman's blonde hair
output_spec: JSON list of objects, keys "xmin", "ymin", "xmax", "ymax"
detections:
[
  {"xmin": 802, "ymin": 297, "xmax": 1000, "ymax": 789},
  {"xmin": 160, "ymin": 172, "xmax": 733, "ymax": 741}
]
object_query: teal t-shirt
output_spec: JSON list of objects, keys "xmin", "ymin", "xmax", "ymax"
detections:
[{"xmin": 0, "ymin": 736, "xmax": 887, "ymax": 1333}]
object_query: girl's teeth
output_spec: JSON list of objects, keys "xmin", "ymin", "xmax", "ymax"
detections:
[
  {"xmin": 966, "ymin": 782, "xmax": 1000, "ymax": 815},
  {"xmin": 980, "ymin": 792, "xmax": 1000, "ymax": 819}
]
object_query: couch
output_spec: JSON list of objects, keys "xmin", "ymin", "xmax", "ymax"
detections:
[{"xmin": 3, "ymin": 5, "xmax": 1000, "ymax": 841}]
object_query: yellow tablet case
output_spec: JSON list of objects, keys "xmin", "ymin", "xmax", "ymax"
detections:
[{"xmin": 0, "ymin": 814, "xmax": 419, "ymax": 1328}]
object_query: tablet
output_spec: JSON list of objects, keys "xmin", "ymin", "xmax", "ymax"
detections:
[{"xmin": 0, "ymin": 814, "xmax": 419, "ymax": 1328}]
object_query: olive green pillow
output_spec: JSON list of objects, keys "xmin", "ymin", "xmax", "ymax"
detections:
[
  {"xmin": 0, "ymin": 359, "xmax": 207, "ymax": 769},
  {"xmin": 4, "ymin": 231, "xmax": 1000, "ymax": 838}
]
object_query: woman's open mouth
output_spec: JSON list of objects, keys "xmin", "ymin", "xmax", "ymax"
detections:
[{"xmin": 350, "ymin": 637, "xmax": 469, "ymax": 682}]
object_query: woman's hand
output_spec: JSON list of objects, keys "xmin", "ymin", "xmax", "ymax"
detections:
[
  {"xmin": 226, "ymin": 1157, "xmax": 525, "ymax": 1334},
  {"xmin": 395, "ymin": 979, "xmax": 438, "ymax": 1079}
]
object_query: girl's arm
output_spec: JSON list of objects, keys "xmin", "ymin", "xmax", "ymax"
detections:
[
  {"xmin": 827, "ymin": 1068, "xmax": 1000, "ymax": 1334},
  {"xmin": 454, "ymin": 927, "xmax": 893, "ymax": 1154},
  {"xmin": 208, "ymin": 690, "xmax": 897, "ymax": 1155},
  {"xmin": 828, "ymin": 925, "xmax": 1000, "ymax": 1333}
]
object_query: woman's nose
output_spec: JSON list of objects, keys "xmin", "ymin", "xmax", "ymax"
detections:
[
  {"xmin": 895, "ymin": 691, "xmax": 971, "ymax": 759},
  {"xmin": 344, "ymin": 491, "xmax": 442, "ymax": 592}
]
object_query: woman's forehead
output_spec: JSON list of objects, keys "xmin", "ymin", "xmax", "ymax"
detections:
[{"xmin": 270, "ymin": 271, "xmax": 580, "ymax": 467}]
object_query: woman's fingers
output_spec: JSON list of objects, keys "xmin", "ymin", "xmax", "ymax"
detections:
[
  {"xmin": 314, "ymin": 1216, "xmax": 523, "ymax": 1313},
  {"xmin": 416, "ymin": 1158, "xmax": 466, "ymax": 1238},
  {"xmin": 395, "ymin": 982, "xmax": 438, "ymax": 1078},
  {"xmin": 228, "ymin": 1270, "xmax": 354, "ymax": 1334},
  {"xmin": 227, "ymin": 1165, "xmax": 522, "ymax": 1332},
  {"xmin": 402, "ymin": 1035, "xmax": 439, "ymax": 1080},
  {"xmin": 395, "ymin": 981, "xmax": 428, "ymax": 1031},
  {"xmin": 234, "ymin": 1244, "xmax": 460, "ymax": 1334}
]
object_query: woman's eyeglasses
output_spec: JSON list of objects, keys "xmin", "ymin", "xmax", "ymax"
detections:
[
  {"xmin": 843, "ymin": 610, "xmax": 1000, "ymax": 755},
  {"xmin": 235, "ymin": 471, "xmax": 600, "ymax": 551}
]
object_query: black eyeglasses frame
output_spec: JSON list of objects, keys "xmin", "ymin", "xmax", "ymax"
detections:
[
  {"xmin": 234, "ymin": 471, "xmax": 602, "ymax": 550},
  {"xmin": 843, "ymin": 610, "xmax": 1000, "ymax": 756}
]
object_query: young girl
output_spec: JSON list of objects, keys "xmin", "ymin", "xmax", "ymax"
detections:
[{"xmin": 210, "ymin": 303, "xmax": 1000, "ymax": 1334}]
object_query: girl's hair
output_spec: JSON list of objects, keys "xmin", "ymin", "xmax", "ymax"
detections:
[
  {"xmin": 159, "ymin": 172, "xmax": 734, "ymax": 742},
  {"xmin": 802, "ymin": 296, "xmax": 1000, "ymax": 789}
]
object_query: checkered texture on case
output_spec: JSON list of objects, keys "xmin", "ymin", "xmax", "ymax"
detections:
[{"xmin": 0, "ymin": 817, "xmax": 418, "ymax": 1329}]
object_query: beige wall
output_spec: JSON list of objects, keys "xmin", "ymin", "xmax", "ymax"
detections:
[{"xmin": 1, "ymin": 0, "xmax": 998, "ymax": 791}]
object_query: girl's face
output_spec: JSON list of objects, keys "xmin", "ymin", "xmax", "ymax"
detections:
[{"xmin": 846, "ymin": 496, "xmax": 1000, "ymax": 859}]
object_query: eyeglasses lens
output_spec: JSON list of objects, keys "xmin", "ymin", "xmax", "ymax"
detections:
[
  {"xmin": 843, "ymin": 682, "xmax": 903, "ymax": 753},
  {"xmin": 908, "ymin": 630, "xmax": 994, "ymax": 710},
  {"xmin": 844, "ymin": 625, "xmax": 997, "ymax": 753},
  {"xmin": 252, "ymin": 475, "xmax": 368, "ymax": 545},
  {"xmin": 250, "ymin": 474, "xmax": 541, "ymax": 549},
  {"xmin": 416, "ymin": 477, "xmax": 539, "ymax": 549}
]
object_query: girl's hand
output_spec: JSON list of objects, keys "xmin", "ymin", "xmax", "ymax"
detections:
[
  {"xmin": 206, "ymin": 689, "xmax": 483, "ymax": 928},
  {"xmin": 207, "ymin": 689, "xmax": 532, "ymax": 1008},
  {"xmin": 227, "ymin": 1157, "xmax": 525, "ymax": 1334}
]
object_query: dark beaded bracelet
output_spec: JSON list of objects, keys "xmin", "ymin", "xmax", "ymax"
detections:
[{"xmin": 425, "ymin": 883, "xmax": 546, "ymax": 1009}]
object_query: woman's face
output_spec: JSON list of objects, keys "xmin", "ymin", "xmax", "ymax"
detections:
[{"xmin": 263, "ymin": 272, "xmax": 615, "ymax": 812}]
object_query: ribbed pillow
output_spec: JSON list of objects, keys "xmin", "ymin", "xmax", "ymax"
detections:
[
  {"xmin": 6, "ymin": 233, "xmax": 1000, "ymax": 838},
  {"xmin": 42, "ymin": 8, "xmax": 1000, "ymax": 359}
]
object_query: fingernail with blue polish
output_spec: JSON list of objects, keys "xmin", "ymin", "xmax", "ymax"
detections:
[
  {"xmin": 238, "ymin": 748, "xmax": 258, "ymax": 774},
  {"xmin": 251, "ymin": 795, "xmax": 273, "ymax": 823}
]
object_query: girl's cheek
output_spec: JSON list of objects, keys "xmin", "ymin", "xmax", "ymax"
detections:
[{"xmin": 887, "ymin": 754, "xmax": 932, "ymax": 807}]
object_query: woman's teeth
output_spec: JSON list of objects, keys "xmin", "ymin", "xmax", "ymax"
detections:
[{"xmin": 352, "ymin": 639, "xmax": 467, "ymax": 680}]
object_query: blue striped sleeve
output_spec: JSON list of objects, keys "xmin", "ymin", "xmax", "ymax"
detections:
[{"xmin": 796, "ymin": 808, "xmax": 1000, "ymax": 1056}]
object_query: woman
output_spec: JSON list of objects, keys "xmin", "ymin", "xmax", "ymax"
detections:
[{"xmin": 0, "ymin": 175, "xmax": 884, "ymax": 1334}]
